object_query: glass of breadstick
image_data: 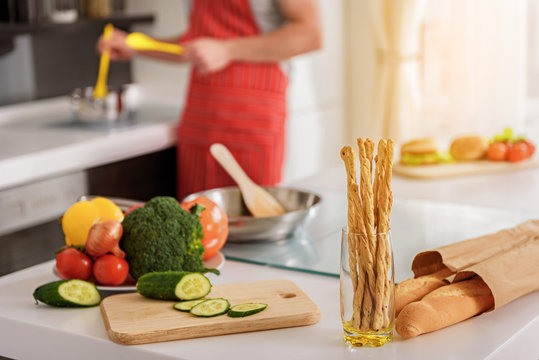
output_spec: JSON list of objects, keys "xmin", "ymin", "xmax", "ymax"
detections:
[{"xmin": 339, "ymin": 138, "xmax": 395, "ymax": 347}]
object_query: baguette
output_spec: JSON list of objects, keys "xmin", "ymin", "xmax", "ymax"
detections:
[
  {"xmin": 395, "ymin": 267, "xmax": 453, "ymax": 316},
  {"xmin": 395, "ymin": 276, "xmax": 494, "ymax": 338}
]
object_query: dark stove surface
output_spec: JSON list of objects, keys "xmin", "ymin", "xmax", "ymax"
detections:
[{"xmin": 0, "ymin": 220, "xmax": 63, "ymax": 277}]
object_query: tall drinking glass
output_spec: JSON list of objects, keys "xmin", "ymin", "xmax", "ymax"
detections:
[{"xmin": 340, "ymin": 227, "xmax": 395, "ymax": 347}]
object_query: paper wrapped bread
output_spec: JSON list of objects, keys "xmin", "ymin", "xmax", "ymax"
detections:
[
  {"xmin": 396, "ymin": 277, "xmax": 494, "ymax": 338},
  {"xmin": 395, "ymin": 220, "xmax": 539, "ymax": 338}
]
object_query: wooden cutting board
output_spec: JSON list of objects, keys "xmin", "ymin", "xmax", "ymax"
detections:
[
  {"xmin": 393, "ymin": 158, "xmax": 539, "ymax": 179},
  {"xmin": 100, "ymin": 279, "xmax": 321, "ymax": 345}
]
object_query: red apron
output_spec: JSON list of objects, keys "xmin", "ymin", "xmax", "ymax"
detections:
[{"xmin": 177, "ymin": 0, "xmax": 288, "ymax": 199}]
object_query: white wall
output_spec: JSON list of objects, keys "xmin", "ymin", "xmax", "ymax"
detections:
[{"xmin": 125, "ymin": 0, "xmax": 346, "ymax": 183}]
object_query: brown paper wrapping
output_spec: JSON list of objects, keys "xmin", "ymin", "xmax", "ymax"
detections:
[{"xmin": 410, "ymin": 220, "xmax": 539, "ymax": 309}]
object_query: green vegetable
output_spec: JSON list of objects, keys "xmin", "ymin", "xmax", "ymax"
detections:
[
  {"xmin": 401, "ymin": 151, "xmax": 454, "ymax": 166},
  {"xmin": 227, "ymin": 303, "xmax": 268, "ymax": 317},
  {"xmin": 120, "ymin": 196, "xmax": 218, "ymax": 280},
  {"xmin": 173, "ymin": 299, "xmax": 206, "ymax": 312},
  {"xmin": 190, "ymin": 298, "xmax": 230, "ymax": 317},
  {"xmin": 33, "ymin": 280, "xmax": 101, "ymax": 307},
  {"xmin": 136, "ymin": 271, "xmax": 212, "ymax": 300},
  {"xmin": 490, "ymin": 127, "xmax": 529, "ymax": 144}
]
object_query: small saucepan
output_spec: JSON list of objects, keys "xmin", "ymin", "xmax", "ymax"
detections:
[{"xmin": 69, "ymin": 85, "xmax": 135, "ymax": 123}]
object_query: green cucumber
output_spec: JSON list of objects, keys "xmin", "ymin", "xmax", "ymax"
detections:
[
  {"xmin": 190, "ymin": 298, "xmax": 230, "ymax": 317},
  {"xmin": 136, "ymin": 271, "xmax": 211, "ymax": 300},
  {"xmin": 227, "ymin": 303, "xmax": 268, "ymax": 317},
  {"xmin": 33, "ymin": 280, "xmax": 101, "ymax": 307},
  {"xmin": 173, "ymin": 299, "xmax": 206, "ymax": 312}
]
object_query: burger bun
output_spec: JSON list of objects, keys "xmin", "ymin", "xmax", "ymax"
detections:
[{"xmin": 449, "ymin": 136, "xmax": 488, "ymax": 161}]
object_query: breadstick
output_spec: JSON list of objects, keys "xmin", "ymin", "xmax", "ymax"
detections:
[
  {"xmin": 373, "ymin": 154, "xmax": 381, "ymax": 231},
  {"xmin": 340, "ymin": 146, "xmax": 363, "ymax": 327},
  {"xmin": 365, "ymin": 139, "xmax": 375, "ymax": 176},
  {"xmin": 381, "ymin": 140, "xmax": 395, "ymax": 328},
  {"xmin": 395, "ymin": 267, "xmax": 453, "ymax": 317},
  {"xmin": 396, "ymin": 277, "xmax": 494, "ymax": 338},
  {"xmin": 384, "ymin": 140, "xmax": 395, "ymax": 221},
  {"xmin": 372, "ymin": 140, "xmax": 389, "ymax": 330},
  {"xmin": 357, "ymin": 139, "xmax": 377, "ymax": 329},
  {"xmin": 349, "ymin": 183, "xmax": 367, "ymax": 327}
]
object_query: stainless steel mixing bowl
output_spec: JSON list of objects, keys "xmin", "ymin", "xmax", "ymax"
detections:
[
  {"xmin": 69, "ymin": 85, "xmax": 133, "ymax": 123},
  {"xmin": 182, "ymin": 186, "xmax": 322, "ymax": 242}
]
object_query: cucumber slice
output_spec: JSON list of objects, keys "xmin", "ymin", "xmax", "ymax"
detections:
[
  {"xmin": 137, "ymin": 271, "xmax": 211, "ymax": 300},
  {"xmin": 33, "ymin": 280, "xmax": 101, "ymax": 307},
  {"xmin": 227, "ymin": 303, "xmax": 268, "ymax": 318},
  {"xmin": 190, "ymin": 298, "xmax": 230, "ymax": 317},
  {"xmin": 173, "ymin": 299, "xmax": 206, "ymax": 312}
]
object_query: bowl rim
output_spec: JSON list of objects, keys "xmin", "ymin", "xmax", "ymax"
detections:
[{"xmin": 181, "ymin": 185, "xmax": 323, "ymax": 220}]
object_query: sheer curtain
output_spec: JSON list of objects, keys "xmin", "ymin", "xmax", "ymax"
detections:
[
  {"xmin": 419, "ymin": 0, "xmax": 527, "ymax": 141},
  {"xmin": 346, "ymin": 0, "xmax": 527, "ymax": 144},
  {"xmin": 368, "ymin": 0, "xmax": 427, "ymax": 142}
]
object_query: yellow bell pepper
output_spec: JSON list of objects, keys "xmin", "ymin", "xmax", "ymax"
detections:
[{"xmin": 62, "ymin": 197, "xmax": 124, "ymax": 247}]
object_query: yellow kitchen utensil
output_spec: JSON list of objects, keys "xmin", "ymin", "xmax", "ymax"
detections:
[
  {"xmin": 93, "ymin": 23, "xmax": 114, "ymax": 99},
  {"xmin": 209, "ymin": 143, "xmax": 286, "ymax": 218},
  {"xmin": 125, "ymin": 32, "xmax": 184, "ymax": 55}
]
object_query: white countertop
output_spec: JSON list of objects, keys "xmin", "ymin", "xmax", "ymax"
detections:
[
  {"xmin": 1, "ymin": 166, "xmax": 539, "ymax": 359},
  {"xmin": 0, "ymin": 97, "xmax": 179, "ymax": 190},
  {"xmin": 1, "ymin": 257, "xmax": 538, "ymax": 360},
  {"xmin": 1, "ymin": 98, "xmax": 539, "ymax": 359}
]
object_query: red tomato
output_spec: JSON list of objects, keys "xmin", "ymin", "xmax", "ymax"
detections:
[
  {"xmin": 486, "ymin": 142, "xmax": 508, "ymax": 161},
  {"xmin": 124, "ymin": 204, "xmax": 144, "ymax": 216},
  {"xmin": 181, "ymin": 197, "xmax": 228, "ymax": 260},
  {"xmin": 523, "ymin": 141, "xmax": 535, "ymax": 158},
  {"xmin": 56, "ymin": 248, "xmax": 92, "ymax": 280},
  {"xmin": 507, "ymin": 142, "xmax": 529, "ymax": 162},
  {"xmin": 93, "ymin": 254, "xmax": 129, "ymax": 286}
]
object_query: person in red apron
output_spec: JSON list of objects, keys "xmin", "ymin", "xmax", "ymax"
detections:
[{"xmin": 99, "ymin": 0, "xmax": 321, "ymax": 199}]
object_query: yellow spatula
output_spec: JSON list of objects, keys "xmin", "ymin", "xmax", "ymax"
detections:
[
  {"xmin": 93, "ymin": 23, "xmax": 114, "ymax": 99},
  {"xmin": 126, "ymin": 32, "xmax": 184, "ymax": 55}
]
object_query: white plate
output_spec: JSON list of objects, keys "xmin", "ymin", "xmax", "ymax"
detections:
[{"xmin": 53, "ymin": 252, "xmax": 226, "ymax": 292}]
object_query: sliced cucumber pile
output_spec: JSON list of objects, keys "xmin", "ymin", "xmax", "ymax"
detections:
[
  {"xmin": 33, "ymin": 279, "xmax": 102, "ymax": 307},
  {"xmin": 227, "ymin": 303, "xmax": 268, "ymax": 318},
  {"xmin": 190, "ymin": 298, "xmax": 230, "ymax": 317},
  {"xmin": 173, "ymin": 299, "xmax": 206, "ymax": 312},
  {"xmin": 137, "ymin": 271, "xmax": 212, "ymax": 300}
]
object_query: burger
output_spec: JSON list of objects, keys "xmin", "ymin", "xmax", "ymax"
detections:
[{"xmin": 400, "ymin": 138, "xmax": 441, "ymax": 166}]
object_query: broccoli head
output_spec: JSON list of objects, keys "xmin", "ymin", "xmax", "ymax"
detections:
[{"xmin": 120, "ymin": 196, "xmax": 206, "ymax": 279}]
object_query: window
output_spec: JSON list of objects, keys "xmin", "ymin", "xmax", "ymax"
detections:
[{"xmin": 420, "ymin": 1, "xmax": 531, "ymax": 141}]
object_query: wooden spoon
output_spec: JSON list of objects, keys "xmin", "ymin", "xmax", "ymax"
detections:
[{"xmin": 209, "ymin": 143, "xmax": 285, "ymax": 218}]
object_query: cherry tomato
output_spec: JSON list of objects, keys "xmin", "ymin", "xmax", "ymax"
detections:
[
  {"xmin": 124, "ymin": 204, "xmax": 144, "ymax": 216},
  {"xmin": 56, "ymin": 248, "xmax": 92, "ymax": 280},
  {"xmin": 507, "ymin": 142, "xmax": 529, "ymax": 162},
  {"xmin": 486, "ymin": 142, "xmax": 508, "ymax": 161},
  {"xmin": 181, "ymin": 197, "xmax": 228, "ymax": 260},
  {"xmin": 93, "ymin": 254, "xmax": 129, "ymax": 286},
  {"xmin": 523, "ymin": 141, "xmax": 535, "ymax": 158}
]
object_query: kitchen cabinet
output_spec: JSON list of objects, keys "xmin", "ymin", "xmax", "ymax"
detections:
[
  {"xmin": 0, "ymin": 97, "xmax": 179, "ymax": 275},
  {"xmin": 0, "ymin": 14, "xmax": 153, "ymax": 105},
  {"xmin": 0, "ymin": 14, "xmax": 154, "ymax": 36}
]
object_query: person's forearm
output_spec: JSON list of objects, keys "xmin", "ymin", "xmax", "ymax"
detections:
[{"xmin": 225, "ymin": 21, "xmax": 322, "ymax": 63}]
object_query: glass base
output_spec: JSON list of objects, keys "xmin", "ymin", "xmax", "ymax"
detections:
[{"xmin": 342, "ymin": 323, "xmax": 393, "ymax": 347}]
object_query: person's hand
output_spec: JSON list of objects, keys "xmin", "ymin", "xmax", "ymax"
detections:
[
  {"xmin": 183, "ymin": 38, "xmax": 233, "ymax": 74},
  {"xmin": 96, "ymin": 28, "xmax": 136, "ymax": 61}
]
